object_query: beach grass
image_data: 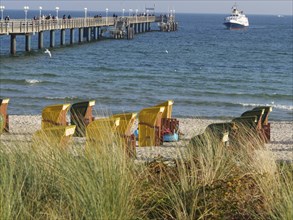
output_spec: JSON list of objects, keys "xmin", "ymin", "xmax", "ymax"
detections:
[{"xmin": 0, "ymin": 124, "xmax": 292, "ymax": 219}]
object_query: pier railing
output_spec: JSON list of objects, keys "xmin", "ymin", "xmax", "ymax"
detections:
[{"xmin": 0, "ymin": 16, "xmax": 157, "ymax": 35}]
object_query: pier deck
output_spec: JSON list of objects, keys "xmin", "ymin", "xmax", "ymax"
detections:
[{"xmin": 0, "ymin": 15, "xmax": 177, "ymax": 55}]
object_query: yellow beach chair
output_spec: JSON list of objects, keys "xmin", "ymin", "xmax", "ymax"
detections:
[
  {"xmin": 32, "ymin": 125, "xmax": 76, "ymax": 147},
  {"xmin": 154, "ymin": 100, "xmax": 180, "ymax": 142},
  {"xmin": 0, "ymin": 98, "xmax": 10, "ymax": 133},
  {"xmin": 70, "ymin": 100, "xmax": 96, "ymax": 136},
  {"xmin": 86, "ymin": 117, "xmax": 120, "ymax": 151},
  {"xmin": 138, "ymin": 106, "xmax": 165, "ymax": 147},
  {"xmin": 41, "ymin": 103, "xmax": 70, "ymax": 129},
  {"xmin": 111, "ymin": 112, "xmax": 137, "ymax": 157}
]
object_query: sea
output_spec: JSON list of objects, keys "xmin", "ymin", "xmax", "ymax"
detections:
[{"xmin": 0, "ymin": 10, "xmax": 292, "ymax": 121}]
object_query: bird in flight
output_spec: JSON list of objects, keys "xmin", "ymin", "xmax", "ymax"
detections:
[
  {"xmin": 44, "ymin": 48, "xmax": 52, "ymax": 58},
  {"xmin": 165, "ymin": 50, "xmax": 169, "ymax": 54}
]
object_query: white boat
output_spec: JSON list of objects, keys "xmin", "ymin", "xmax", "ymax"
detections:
[{"xmin": 224, "ymin": 4, "xmax": 249, "ymax": 29}]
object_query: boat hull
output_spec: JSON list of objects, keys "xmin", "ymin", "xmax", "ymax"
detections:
[{"xmin": 223, "ymin": 22, "xmax": 248, "ymax": 30}]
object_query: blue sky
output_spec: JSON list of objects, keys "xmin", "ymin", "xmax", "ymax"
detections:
[{"xmin": 1, "ymin": 1, "xmax": 292, "ymax": 15}]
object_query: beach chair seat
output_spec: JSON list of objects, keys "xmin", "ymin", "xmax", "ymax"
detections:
[
  {"xmin": 138, "ymin": 106, "xmax": 165, "ymax": 147},
  {"xmin": 154, "ymin": 100, "xmax": 180, "ymax": 142},
  {"xmin": 0, "ymin": 98, "xmax": 10, "ymax": 132},
  {"xmin": 111, "ymin": 112, "xmax": 137, "ymax": 157},
  {"xmin": 32, "ymin": 125, "xmax": 76, "ymax": 147},
  {"xmin": 41, "ymin": 104, "xmax": 70, "ymax": 129},
  {"xmin": 252, "ymin": 106, "xmax": 272, "ymax": 142},
  {"xmin": 70, "ymin": 100, "xmax": 96, "ymax": 137},
  {"xmin": 86, "ymin": 117, "xmax": 120, "ymax": 151}
]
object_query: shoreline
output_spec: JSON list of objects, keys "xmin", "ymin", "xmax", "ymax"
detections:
[{"xmin": 1, "ymin": 115, "xmax": 292, "ymax": 162}]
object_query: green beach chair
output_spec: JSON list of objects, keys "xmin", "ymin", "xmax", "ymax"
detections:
[
  {"xmin": 252, "ymin": 106, "xmax": 273, "ymax": 142},
  {"xmin": 70, "ymin": 100, "xmax": 96, "ymax": 137}
]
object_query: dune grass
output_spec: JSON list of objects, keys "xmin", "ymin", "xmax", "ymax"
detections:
[{"xmin": 0, "ymin": 124, "xmax": 292, "ymax": 219}]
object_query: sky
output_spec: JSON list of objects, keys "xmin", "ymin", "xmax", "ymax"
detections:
[{"xmin": 0, "ymin": 0, "xmax": 292, "ymax": 15}]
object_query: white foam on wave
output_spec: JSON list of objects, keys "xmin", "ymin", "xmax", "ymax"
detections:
[
  {"xmin": 239, "ymin": 103, "xmax": 293, "ymax": 111},
  {"xmin": 45, "ymin": 96, "xmax": 78, "ymax": 100},
  {"xmin": 25, "ymin": 79, "xmax": 41, "ymax": 84}
]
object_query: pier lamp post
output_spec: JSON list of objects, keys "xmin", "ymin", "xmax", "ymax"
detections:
[
  {"xmin": 0, "ymin": 5, "xmax": 5, "ymax": 21},
  {"xmin": 84, "ymin": 7, "xmax": 87, "ymax": 25},
  {"xmin": 24, "ymin": 6, "xmax": 29, "ymax": 32},
  {"xmin": 135, "ymin": 9, "xmax": 138, "ymax": 23},
  {"xmin": 39, "ymin": 6, "xmax": 42, "ymax": 19},
  {"xmin": 105, "ymin": 8, "xmax": 108, "ymax": 25},
  {"xmin": 122, "ymin": 8, "xmax": 125, "ymax": 17},
  {"xmin": 146, "ymin": 9, "xmax": 149, "ymax": 22},
  {"xmin": 55, "ymin": 7, "xmax": 59, "ymax": 19},
  {"xmin": 129, "ymin": 8, "xmax": 132, "ymax": 17}
]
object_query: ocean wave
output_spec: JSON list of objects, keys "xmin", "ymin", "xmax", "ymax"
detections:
[
  {"xmin": 239, "ymin": 103, "xmax": 293, "ymax": 111},
  {"xmin": 45, "ymin": 96, "xmax": 78, "ymax": 100},
  {"xmin": 25, "ymin": 79, "xmax": 42, "ymax": 84}
]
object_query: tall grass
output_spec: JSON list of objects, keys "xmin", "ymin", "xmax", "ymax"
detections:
[{"xmin": 0, "ymin": 123, "xmax": 292, "ymax": 219}]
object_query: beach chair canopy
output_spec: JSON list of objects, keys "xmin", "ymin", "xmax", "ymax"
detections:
[
  {"xmin": 70, "ymin": 100, "xmax": 96, "ymax": 136},
  {"xmin": 154, "ymin": 100, "xmax": 174, "ymax": 119},
  {"xmin": 241, "ymin": 109, "xmax": 265, "ymax": 130},
  {"xmin": 86, "ymin": 117, "xmax": 120, "ymax": 148},
  {"xmin": 232, "ymin": 116, "xmax": 258, "ymax": 129},
  {"xmin": 111, "ymin": 112, "xmax": 137, "ymax": 136},
  {"xmin": 138, "ymin": 106, "xmax": 165, "ymax": 147},
  {"xmin": 32, "ymin": 125, "xmax": 76, "ymax": 147},
  {"xmin": 42, "ymin": 104, "xmax": 70, "ymax": 129},
  {"xmin": 252, "ymin": 106, "xmax": 272, "ymax": 126}
]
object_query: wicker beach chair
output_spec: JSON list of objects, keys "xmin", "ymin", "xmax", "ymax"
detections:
[
  {"xmin": 111, "ymin": 112, "xmax": 137, "ymax": 157},
  {"xmin": 70, "ymin": 100, "xmax": 96, "ymax": 137},
  {"xmin": 41, "ymin": 104, "xmax": 71, "ymax": 129},
  {"xmin": 252, "ymin": 106, "xmax": 272, "ymax": 142},
  {"xmin": 240, "ymin": 108, "xmax": 268, "ymax": 142},
  {"xmin": 32, "ymin": 125, "xmax": 76, "ymax": 148},
  {"xmin": 240, "ymin": 109, "xmax": 265, "ymax": 131},
  {"xmin": 154, "ymin": 100, "xmax": 180, "ymax": 142},
  {"xmin": 0, "ymin": 98, "xmax": 10, "ymax": 133},
  {"xmin": 138, "ymin": 106, "xmax": 165, "ymax": 147},
  {"xmin": 85, "ymin": 117, "xmax": 120, "ymax": 152},
  {"xmin": 190, "ymin": 122, "xmax": 236, "ymax": 147}
]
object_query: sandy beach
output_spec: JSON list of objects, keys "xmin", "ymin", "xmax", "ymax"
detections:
[{"xmin": 1, "ymin": 115, "xmax": 292, "ymax": 162}]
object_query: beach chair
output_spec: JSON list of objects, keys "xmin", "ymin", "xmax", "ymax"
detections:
[
  {"xmin": 190, "ymin": 122, "xmax": 236, "ymax": 147},
  {"xmin": 32, "ymin": 125, "xmax": 76, "ymax": 148},
  {"xmin": 41, "ymin": 104, "xmax": 70, "ymax": 129},
  {"xmin": 138, "ymin": 106, "xmax": 165, "ymax": 147},
  {"xmin": 70, "ymin": 100, "xmax": 96, "ymax": 137},
  {"xmin": 0, "ymin": 98, "xmax": 10, "ymax": 132},
  {"xmin": 111, "ymin": 112, "xmax": 137, "ymax": 157},
  {"xmin": 240, "ymin": 109, "xmax": 265, "ymax": 131},
  {"xmin": 252, "ymin": 106, "xmax": 272, "ymax": 142},
  {"xmin": 206, "ymin": 122, "xmax": 236, "ymax": 146},
  {"xmin": 232, "ymin": 116, "xmax": 258, "ymax": 130},
  {"xmin": 154, "ymin": 100, "xmax": 180, "ymax": 142},
  {"xmin": 85, "ymin": 117, "xmax": 120, "ymax": 152}
]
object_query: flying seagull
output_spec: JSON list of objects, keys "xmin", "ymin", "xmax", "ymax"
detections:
[
  {"xmin": 165, "ymin": 50, "xmax": 169, "ymax": 54},
  {"xmin": 44, "ymin": 48, "xmax": 52, "ymax": 58}
]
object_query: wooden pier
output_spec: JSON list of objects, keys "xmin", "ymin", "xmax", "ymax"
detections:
[{"xmin": 0, "ymin": 15, "xmax": 178, "ymax": 55}]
